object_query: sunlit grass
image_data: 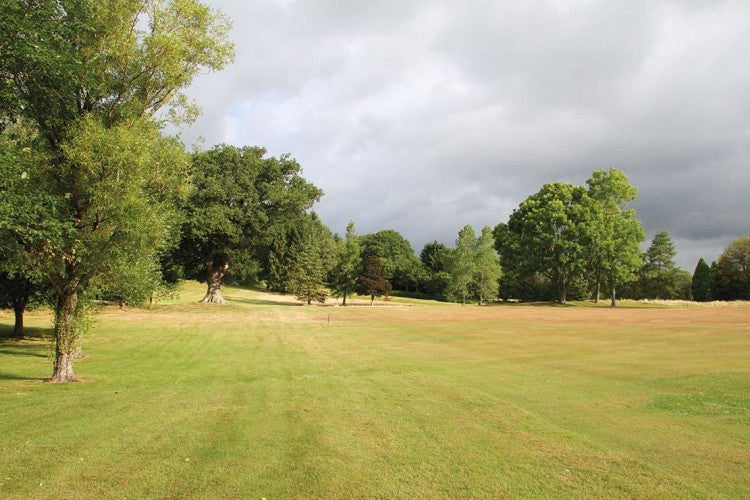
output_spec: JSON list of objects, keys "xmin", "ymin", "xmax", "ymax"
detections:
[{"xmin": 1, "ymin": 282, "xmax": 749, "ymax": 497}]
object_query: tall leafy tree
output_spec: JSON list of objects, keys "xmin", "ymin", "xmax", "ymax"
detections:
[
  {"xmin": 357, "ymin": 256, "xmax": 391, "ymax": 305},
  {"xmin": 472, "ymin": 226, "xmax": 502, "ymax": 305},
  {"xmin": 447, "ymin": 225, "xmax": 476, "ymax": 304},
  {"xmin": 179, "ymin": 146, "xmax": 322, "ymax": 304},
  {"xmin": 498, "ymin": 182, "xmax": 598, "ymax": 303},
  {"xmin": 331, "ymin": 221, "xmax": 362, "ymax": 305},
  {"xmin": 0, "ymin": 0, "xmax": 234, "ymax": 382},
  {"xmin": 714, "ymin": 235, "xmax": 750, "ymax": 300},
  {"xmin": 691, "ymin": 258, "xmax": 713, "ymax": 302},
  {"xmin": 586, "ymin": 168, "xmax": 645, "ymax": 306},
  {"xmin": 360, "ymin": 229, "xmax": 423, "ymax": 291}
]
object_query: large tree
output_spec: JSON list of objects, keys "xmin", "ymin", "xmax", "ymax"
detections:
[
  {"xmin": 360, "ymin": 229, "xmax": 424, "ymax": 291},
  {"xmin": 0, "ymin": 0, "xmax": 234, "ymax": 382},
  {"xmin": 586, "ymin": 168, "xmax": 645, "ymax": 306},
  {"xmin": 497, "ymin": 182, "xmax": 598, "ymax": 304},
  {"xmin": 179, "ymin": 146, "xmax": 322, "ymax": 304}
]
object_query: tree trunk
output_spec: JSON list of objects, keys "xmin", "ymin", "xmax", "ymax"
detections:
[
  {"xmin": 370, "ymin": 294, "xmax": 374, "ymax": 306},
  {"xmin": 201, "ymin": 261, "xmax": 229, "ymax": 304},
  {"xmin": 342, "ymin": 291, "xmax": 347, "ymax": 306},
  {"xmin": 12, "ymin": 303, "xmax": 24, "ymax": 337},
  {"xmin": 594, "ymin": 279, "xmax": 601, "ymax": 303},
  {"xmin": 610, "ymin": 283, "xmax": 617, "ymax": 307},
  {"xmin": 559, "ymin": 287, "xmax": 567, "ymax": 304},
  {"xmin": 50, "ymin": 290, "xmax": 79, "ymax": 383}
]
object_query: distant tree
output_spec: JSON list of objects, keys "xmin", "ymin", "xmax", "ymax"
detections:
[
  {"xmin": 357, "ymin": 256, "xmax": 391, "ymax": 305},
  {"xmin": 498, "ymin": 182, "xmax": 598, "ymax": 303},
  {"xmin": 286, "ymin": 231, "xmax": 328, "ymax": 305},
  {"xmin": 420, "ymin": 241, "xmax": 450, "ymax": 273},
  {"xmin": 0, "ymin": 273, "xmax": 41, "ymax": 337},
  {"xmin": 472, "ymin": 226, "xmax": 502, "ymax": 305},
  {"xmin": 179, "ymin": 145, "xmax": 322, "ymax": 304},
  {"xmin": 640, "ymin": 231, "xmax": 679, "ymax": 299},
  {"xmin": 331, "ymin": 222, "xmax": 361, "ymax": 305},
  {"xmin": 360, "ymin": 229, "xmax": 424, "ymax": 291},
  {"xmin": 447, "ymin": 225, "xmax": 477, "ymax": 304},
  {"xmin": 714, "ymin": 235, "xmax": 750, "ymax": 300},
  {"xmin": 691, "ymin": 258, "xmax": 712, "ymax": 302},
  {"xmin": 586, "ymin": 168, "xmax": 645, "ymax": 306},
  {"xmin": 674, "ymin": 269, "xmax": 694, "ymax": 301}
]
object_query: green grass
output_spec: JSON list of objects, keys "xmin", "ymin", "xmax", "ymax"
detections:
[{"xmin": 1, "ymin": 282, "xmax": 749, "ymax": 497}]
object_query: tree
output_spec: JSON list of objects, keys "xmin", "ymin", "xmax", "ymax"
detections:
[
  {"xmin": 360, "ymin": 229, "xmax": 423, "ymax": 291},
  {"xmin": 498, "ymin": 182, "xmax": 598, "ymax": 304},
  {"xmin": 447, "ymin": 225, "xmax": 476, "ymax": 304},
  {"xmin": 0, "ymin": 0, "xmax": 234, "ymax": 382},
  {"xmin": 585, "ymin": 168, "xmax": 645, "ymax": 306},
  {"xmin": 357, "ymin": 256, "xmax": 391, "ymax": 305},
  {"xmin": 691, "ymin": 258, "xmax": 713, "ymax": 302},
  {"xmin": 472, "ymin": 226, "xmax": 502, "ymax": 305},
  {"xmin": 0, "ymin": 273, "xmax": 41, "ymax": 337},
  {"xmin": 287, "ymin": 234, "xmax": 328, "ymax": 305},
  {"xmin": 331, "ymin": 221, "xmax": 362, "ymax": 305},
  {"xmin": 714, "ymin": 235, "xmax": 750, "ymax": 300},
  {"xmin": 640, "ymin": 231, "xmax": 679, "ymax": 299},
  {"xmin": 179, "ymin": 145, "xmax": 322, "ymax": 304}
]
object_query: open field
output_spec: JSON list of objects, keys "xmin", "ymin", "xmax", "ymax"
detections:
[{"xmin": 1, "ymin": 283, "xmax": 749, "ymax": 498}]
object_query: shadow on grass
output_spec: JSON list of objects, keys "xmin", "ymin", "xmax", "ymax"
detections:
[
  {"xmin": 0, "ymin": 325, "xmax": 53, "ymax": 339},
  {"xmin": 0, "ymin": 371, "xmax": 41, "ymax": 381}
]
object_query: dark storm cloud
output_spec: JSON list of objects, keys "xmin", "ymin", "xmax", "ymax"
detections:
[{"xmin": 176, "ymin": 0, "xmax": 750, "ymax": 268}]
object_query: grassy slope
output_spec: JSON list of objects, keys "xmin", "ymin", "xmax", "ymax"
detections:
[{"xmin": 1, "ymin": 282, "xmax": 749, "ymax": 498}]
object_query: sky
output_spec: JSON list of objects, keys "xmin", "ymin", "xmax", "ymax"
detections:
[{"xmin": 175, "ymin": 0, "xmax": 750, "ymax": 269}]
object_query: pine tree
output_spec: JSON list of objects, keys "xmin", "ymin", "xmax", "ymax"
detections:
[
  {"xmin": 287, "ymin": 235, "xmax": 328, "ymax": 305},
  {"xmin": 331, "ymin": 221, "xmax": 361, "ymax": 305},
  {"xmin": 691, "ymin": 258, "xmax": 712, "ymax": 302}
]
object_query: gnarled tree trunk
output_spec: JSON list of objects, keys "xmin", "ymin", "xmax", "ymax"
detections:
[
  {"xmin": 201, "ymin": 261, "xmax": 229, "ymax": 304},
  {"xmin": 50, "ymin": 290, "xmax": 79, "ymax": 383}
]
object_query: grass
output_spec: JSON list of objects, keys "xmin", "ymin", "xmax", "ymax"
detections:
[{"xmin": 1, "ymin": 281, "xmax": 749, "ymax": 498}]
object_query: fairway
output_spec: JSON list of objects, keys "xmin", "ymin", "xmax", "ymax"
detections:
[{"xmin": 1, "ymin": 284, "xmax": 749, "ymax": 498}]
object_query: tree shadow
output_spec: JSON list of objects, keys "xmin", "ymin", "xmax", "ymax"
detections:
[
  {"xmin": 0, "ymin": 325, "xmax": 53, "ymax": 339},
  {"xmin": 0, "ymin": 371, "xmax": 41, "ymax": 381}
]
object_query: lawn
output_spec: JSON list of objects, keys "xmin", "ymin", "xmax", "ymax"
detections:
[{"xmin": 1, "ymin": 282, "xmax": 749, "ymax": 497}]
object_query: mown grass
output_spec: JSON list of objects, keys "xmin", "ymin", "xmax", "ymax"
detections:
[{"xmin": 1, "ymin": 282, "xmax": 749, "ymax": 498}]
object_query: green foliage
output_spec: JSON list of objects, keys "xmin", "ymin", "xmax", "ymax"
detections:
[
  {"xmin": 360, "ymin": 229, "xmax": 424, "ymax": 291},
  {"xmin": 286, "ymin": 229, "xmax": 328, "ymax": 305},
  {"xmin": 179, "ymin": 145, "xmax": 322, "ymax": 297},
  {"xmin": 585, "ymin": 168, "xmax": 645, "ymax": 305},
  {"xmin": 447, "ymin": 225, "xmax": 476, "ymax": 304},
  {"xmin": 357, "ymin": 256, "xmax": 391, "ymax": 304},
  {"xmin": 498, "ymin": 182, "xmax": 599, "ymax": 303},
  {"xmin": 691, "ymin": 258, "xmax": 712, "ymax": 302},
  {"xmin": 639, "ymin": 231, "xmax": 680, "ymax": 299},
  {"xmin": 471, "ymin": 227, "xmax": 502, "ymax": 305},
  {"xmin": 0, "ymin": 0, "xmax": 235, "ymax": 379},
  {"xmin": 331, "ymin": 221, "xmax": 362, "ymax": 304},
  {"xmin": 714, "ymin": 235, "xmax": 750, "ymax": 300}
]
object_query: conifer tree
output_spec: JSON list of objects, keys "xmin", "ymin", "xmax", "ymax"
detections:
[
  {"xmin": 691, "ymin": 258, "xmax": 712, "ymax": 302},
  {"xmin": 332, "ymin": 221, "xmax": 361, "ymax": 305}
]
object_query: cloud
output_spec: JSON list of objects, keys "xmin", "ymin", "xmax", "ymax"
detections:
[{"xmin": 176, "ymin": 0, "xmax": 750, "ymax": 268}]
